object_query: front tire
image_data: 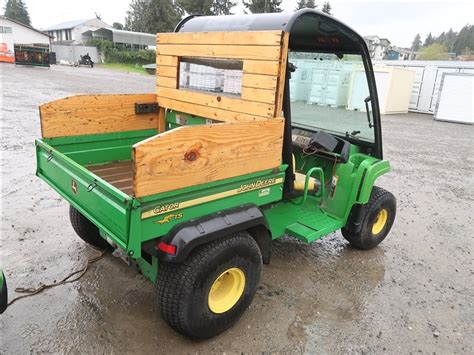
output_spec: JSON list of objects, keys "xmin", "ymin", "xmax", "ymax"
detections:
[
  {"xmin": 69, "ymin": 206, "xmax": 111, "ymax": 250},
  {"xmin": 156, "ymin": 231, "xmax": 262, "ymax": 339},
  {"xmin": 342, "ymin": 186, "xmax": 396, "ymax": 249}
]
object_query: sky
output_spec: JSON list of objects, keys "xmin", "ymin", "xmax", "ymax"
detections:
[{"xmin": 13, "ymin": 0, "xmax": 474, "ymax": 48}]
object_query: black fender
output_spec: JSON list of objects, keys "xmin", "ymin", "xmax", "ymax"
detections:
[{"xmin": 143, "ymin": 204, "xmax": 272, "ymax": 264}]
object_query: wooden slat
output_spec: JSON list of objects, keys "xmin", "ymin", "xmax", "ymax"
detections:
[
  {"xmin": 241, "ymin": 87, "xmax": 276, "ymax": 105},
  {"xmin": 132, "ymin": 119, "xmax": 284, "ymax": 197},
  {"xmin": 158, "ymin": 106, "xmax": 166, "ymax": 132},
  {"xmin": 156, "ymin": 96, "xmax": 264, "ymax": 123},
  {"xmin": 157, "ymin": 31, "xmax": 283, "ymax": 46},
  {"xmin": 156, "ymin": 87, "xmax": 274, "ymax": 118},
  {"xmin": 243, "ymin": 60, "xmax": 280, "ymax": 76},
  {"xmin": 156, "ymin": 66, "xmax": 178, "ymax": 78},
  {"xmin": 157, "ymin": 45, "xmax": 281, "ymax": 61},
  {"xmin": 156, "ymin": 76, "xmax": 177, "ymax": 89},
  {"xmin": 88, "ymin": 161, "xmax": 134, "ymax": 195},
  {"xmin": 275, "ymin": 32, "xmax": 290, "ymax": 116},
  {"xmin": 242, "ymin": 74, "xmax": 278, "ymax": 91},
  {"xmin": 156, "ymin": 55, "xmax": 178, "ymax": 67},
  {"xmin": 40, "ymin": 94, "xmax": 159, "ymax": 138}
]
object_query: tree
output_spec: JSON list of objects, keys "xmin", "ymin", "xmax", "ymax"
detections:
[
  {"xmin": 125, "ymin": 0, "xmax": 183, "ymax": 33},
  {"xmin": 296, "ymin": 0, "xmax": 317, "ymax": 10},
  {"xmin": 453, "ymin": 24, "xmax": 474, "ymax": 54},
  {"xmin": 112, "ymin": 22, "xmax": 124, "ymax": 30},
  {"xmin": 243, "ymin": 0, "xmax": 282, "ymax": 13},
  {"xmin": 417, "ymin": 43, "xmax": 449, "ymax": 60},
  {"xmin": 321, "ymin": 1, "xmax": 332, "ymax": 15},
  {"xmin": 445, "ymin": 28, "xmax": 456, "ymax": 53},
  {"xmin": 178, "ymin": 0, "xmax": 213, "ymax": 15},
  {"xmin": 3, "ymin": 0, "xmax": 30, "ymax": 26},
  {"xmin": 423, "ymin": 32, "xmax": 434, "ymax": 47},
  {"xmin": 411, "ymin": 33, "xmax": 422, "ymax": 52},
  {"xmin": 212, "ymin": 0, "xmax": 237, "ymax": 15}
]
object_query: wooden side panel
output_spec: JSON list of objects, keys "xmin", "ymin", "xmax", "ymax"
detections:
[
  {"xmin": 40, "ymin": 94, "xmax": 159, "ymax": 138},
  {"xmin": 155, "ymin": 30, "xmax": 289, "ymax": 122},
  {"xmin": 132, "ymin": 119, "xmax": 284, "ymax": 197}
]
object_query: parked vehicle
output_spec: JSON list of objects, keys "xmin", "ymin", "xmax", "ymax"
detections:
[
  {"xmin": 78, "ymin": 53, "xmax": 93, "ymax": 67},
  {"xmin": 35, "ymin": 9, "xmax": 396, "ymax": 338}
]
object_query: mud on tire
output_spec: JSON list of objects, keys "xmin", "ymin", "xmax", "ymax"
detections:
[
  {"xmin": 156, "ymin": 231, "xmax": 262, "ymax": 339},
  {"xmin": 69, "ymin": 205, "xmax": 111, "ymax": 250}
]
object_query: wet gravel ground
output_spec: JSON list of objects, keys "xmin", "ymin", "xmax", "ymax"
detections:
[{"xmin": 1, "ymin": 63, "xmax": 473, "ymax": 353}]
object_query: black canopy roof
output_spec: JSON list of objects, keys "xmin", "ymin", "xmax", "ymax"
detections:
[{"xmin": 175, "ymin": 9, "xmax": 367, "ymax": 55}]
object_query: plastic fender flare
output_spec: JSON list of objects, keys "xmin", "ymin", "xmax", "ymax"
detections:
[
  {"xmin": 147, "ymin": 204, "xmax": 272, "ymax": 263},
  {"xmin": 343, "ymin": 159, "xmax": 390, "ymax": 234},
  {"xmin": 356, "ymin": 159, "xmax": 391, "ymax": 205}
]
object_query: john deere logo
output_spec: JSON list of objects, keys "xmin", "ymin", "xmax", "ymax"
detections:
[{"xmin": 71, "ymin": 180, "xmax": 78, "ymax": 195}]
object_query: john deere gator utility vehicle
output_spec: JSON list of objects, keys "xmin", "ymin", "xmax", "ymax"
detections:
[{"xmin": 35, "ymin": 9, "xmax": 396, "ymax": 338}]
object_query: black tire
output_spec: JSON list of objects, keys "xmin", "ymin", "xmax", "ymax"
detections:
[
  {"xmin": 156, "ymin": 231, "xmax": 262, "ymax": 339},
  {"xmin": 342, "ymin": 186, "xmax": 396, "ymax": 250},
  {"xmin": 0, "ymin": 273, "xmax": 7, "ymax": 314},
  {"xmin": 69, "ymin": 206, "xmax": 112, "ymax": 250}
]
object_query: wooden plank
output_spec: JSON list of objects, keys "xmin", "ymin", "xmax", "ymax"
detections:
[
  {"xmin": 156, "ymin": 76, "xmax": 177, "ymax": 89},
  {"xmin": 156, "ymin": 87, "xmax": 275, "ymax": 118},
  {"xmin": 158, "ymin": 107, "xmax": 166, "ymax": 133},
  {"xmin": 242, "ymin": 74, "xmax": 278, "ymax": 91},
  {"xmin": 156, "ymin": 65, "xmax": 178, "ymax": 78},
  {"xmin": 156, "ymin": 96, "xmax": 264, "ymax": 123},
  {"xmin": 132, "ymin": 119, "xmax": 284, "ymax": 197},
  {"xmin": 88, "ymin": 161, "xmax": 134, "ymax": 195},
  {"xmin": 157, "ymin": 45, "xmax": 281, "ymax": 61},
  {"xmin": 157, "ymin": 31, "xmax": 283, "ymax": 46},
  {"xmin": 241, "ymin": 87, "xmax": 276, "ymax": 105},
  {"xmin": 156, "ymin": 55, "xmax": 178, "ymax": 67},
  {"xmin": 40, "ymin": 94, "xmax": 159, "ymax": 138},
  {"xmin": 275, "ymin": 32, "xmax": 290, "ymax": 116},
  {"xmin": 243, "ymin": 60, "xmax": 280, "ymax": 76}
]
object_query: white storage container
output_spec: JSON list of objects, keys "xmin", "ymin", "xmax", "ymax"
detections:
[{"xmin": 347, "ymin": 65, "xmax": 416, "ymax": 114}]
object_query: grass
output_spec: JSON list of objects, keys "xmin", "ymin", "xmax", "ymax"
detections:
[{"xmin": 97, "ymin": 63, "xmax": 148, "ymax": 75}]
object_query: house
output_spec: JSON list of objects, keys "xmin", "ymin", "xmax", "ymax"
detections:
[
  {"xmin": 45, "ymin": 18, "xmax": 112, "ymax": 45},
  {"xmin": 0, "ymin": 16, "xmax": 51, "ymax": 64},
  {"xmin": 45, "ymin": 18, "xmax": 155, "ymax": 51},
  {"xmin": 364, "ymin": 35, "xmax": 391, "ymax": 60}
]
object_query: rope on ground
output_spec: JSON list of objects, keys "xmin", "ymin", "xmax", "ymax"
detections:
[{"xmin": 7, "ymin": 246, "xmax": 105, "ymax": 307}]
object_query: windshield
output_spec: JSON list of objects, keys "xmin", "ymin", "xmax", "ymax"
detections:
[{"xmin": 289, "ymin": 52, "xmax": 375, "ymax": 142}]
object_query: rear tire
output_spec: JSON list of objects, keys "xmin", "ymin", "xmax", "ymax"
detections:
[
  {"xmin": 342, "ymin": 186, "xmax": 396, "ymax": 249},
  {"xmin": 69, "ymin": 206, "xmax": 111, "ymax": 250},
  {"xmin": 156, "ymin": 231, "xmax": 262, "ymax": 339}
]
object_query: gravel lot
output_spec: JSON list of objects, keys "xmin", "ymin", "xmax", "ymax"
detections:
[{"xmin": 1, "ymin": 63, "xmax": 473, "ymax": 353}]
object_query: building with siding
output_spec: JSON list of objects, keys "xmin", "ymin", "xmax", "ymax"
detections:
[{"xmin": 45, "ymin": 18, "xmax": 112, "ymax": 45}]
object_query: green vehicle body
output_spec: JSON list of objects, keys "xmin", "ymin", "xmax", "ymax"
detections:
[{"xmin": 36, "ymin": 108, "xmax": 389, "ymax": 283}]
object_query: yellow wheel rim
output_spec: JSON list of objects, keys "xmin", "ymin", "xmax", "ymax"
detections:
[
  {"xmin": 372, "ymin": 208, "xmax": 388, "ymax": 235},
  {"xmin": 208, "ymin": 267, "xmax": 245, "ymax": 314}
]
